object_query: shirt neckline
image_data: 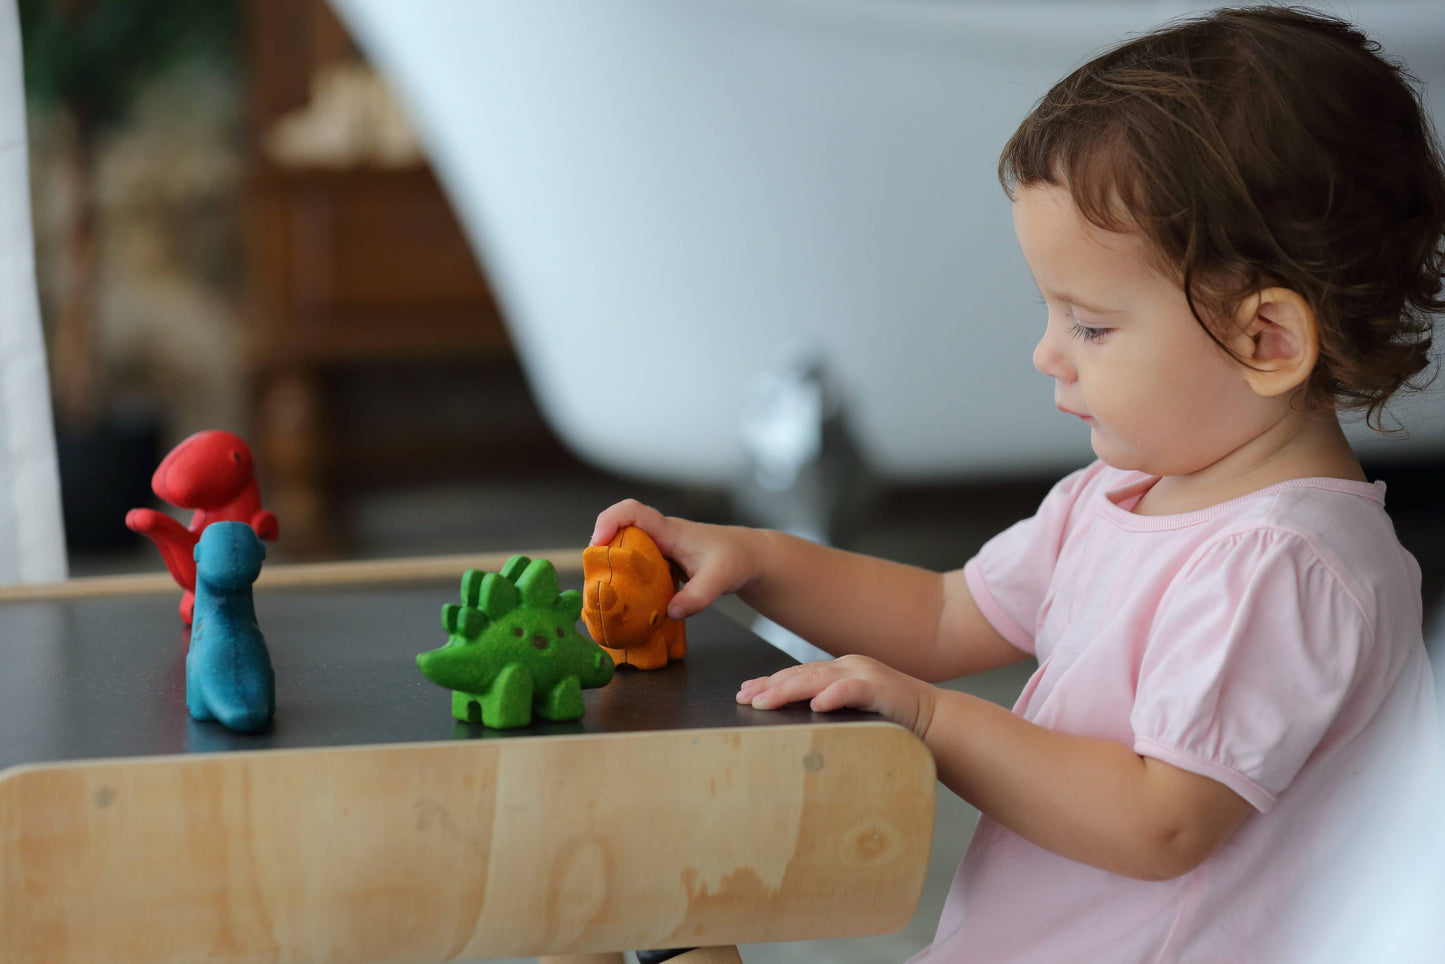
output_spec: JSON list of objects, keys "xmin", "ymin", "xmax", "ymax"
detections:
[{"xmin": 1097, "ymin": 472, "xmax": 1387, "ymax": 531}]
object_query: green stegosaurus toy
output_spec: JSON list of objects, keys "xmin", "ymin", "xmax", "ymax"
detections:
[{"xmin": 416, "ymin": 556, "xmax": 615, "ymax": 728}]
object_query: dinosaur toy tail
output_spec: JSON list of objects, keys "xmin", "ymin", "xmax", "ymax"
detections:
[
  {"xmin": 125, "ymin": 508, "xmax": 198, "ymax": 589},
  {"xmin": 199, "ymin": 684, "xmax": 274, "ymax": 733}
]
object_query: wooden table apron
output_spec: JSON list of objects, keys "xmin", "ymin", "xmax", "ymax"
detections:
[{"xmin": 0, "ymin": 570, "xmax": 936, "ymax": 963}]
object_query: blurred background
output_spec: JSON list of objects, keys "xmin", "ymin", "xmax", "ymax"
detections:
[
  {"xmin": 24, "ymin": 0, "xmax": 1443, "ymax": 605},
  {"xmin": 12, "ymin": 0, "xmax": 1445, "ymax": 959},
  {"xmin": 27, "ymin": 0, "xmax": 663, "ymax": 568}
]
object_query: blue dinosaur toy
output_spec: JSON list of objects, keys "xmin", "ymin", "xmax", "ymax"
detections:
[{"xmin": 187, "ymin": 521, "xmax": 274, "ymax": 732}]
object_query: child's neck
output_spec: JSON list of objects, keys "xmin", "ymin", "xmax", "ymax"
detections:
[{"xmin": 1133, "ymin": 409, "xmax": 1365, "ymax": 516}]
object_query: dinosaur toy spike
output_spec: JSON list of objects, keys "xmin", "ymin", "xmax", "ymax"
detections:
[
  {"xmin": 557, "ymin": 588, "xmax": 584, "ymax": 622},
  {"xmin": 499, "ymin": 554, "xmax": 531, "ymax": 583},
  {"xmin": 460, "ymin": 569, "xmax": 485, "ymax": 608},
  {"xmin": 477, "ymin": 572, "xmax": 519, "ymax": 619},
  {"xmin": 457, "ymin": 607, "xmax": 487, "ymax": 638},
  {"xmin": 515, "ymin": 558, "xmax": 560, "ymax": 608}
]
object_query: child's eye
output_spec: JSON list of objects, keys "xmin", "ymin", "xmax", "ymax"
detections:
[{"xmin": 1069, "ymin": 322, "xmax": 1111, "ymax": 343}]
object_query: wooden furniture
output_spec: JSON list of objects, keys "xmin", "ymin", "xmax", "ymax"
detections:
[
  {"xmin": 0, "ymin": 555, "xmax": 936, "ymax": 962},
  {"xmin": 244, "ymin": 0, "xmax": 526, "ymax": 556}
]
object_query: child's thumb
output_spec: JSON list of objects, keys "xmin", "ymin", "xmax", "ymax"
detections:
[{"xmin": 667, "ymin": 573, "xmax": 726, "ymax": 620}]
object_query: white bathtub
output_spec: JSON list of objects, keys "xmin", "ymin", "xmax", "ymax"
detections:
[{"xmin": 334, "ymin": 0, "xmax": 1445, "ymax": 487}]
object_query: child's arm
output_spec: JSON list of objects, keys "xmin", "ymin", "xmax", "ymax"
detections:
[
  {"xmin": 591, "ymin": 500, "xmax": 1028, "ymax": 681},
  {"xmin": 593, "ymin": 501, "xmax": 1251, "ymax": 878},
  {"xmin": 739, "ymin": 659, "xmax": 1255, "ymax": 880}
]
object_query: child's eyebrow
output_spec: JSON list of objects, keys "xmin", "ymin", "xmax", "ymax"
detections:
[
  {"xmin": 1068, "ymin": 298, "xmax": 1122, "ymax": 315},
  {"xmin": 1035, "ymin": 286, "xmax": 1122, "ymax": 315}
]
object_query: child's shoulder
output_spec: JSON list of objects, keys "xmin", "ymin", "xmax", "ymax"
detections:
[
  {"xmin": 1218, "ymin": 475, "xmax": 1392, "ymax": 549},
  {"xmin": 1202, "ymin": 476, "xmax": 1413, "ymax": 615},
  {"xmin": 1045, "ymin": 463, "xmax": 1406, "ymax": 568},
  {"xmin": 1062, "ymin": 462, "xmax": 1407, "ymax": 582}
]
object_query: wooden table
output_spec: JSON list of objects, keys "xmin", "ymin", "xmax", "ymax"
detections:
[{"xmin": 0, "ymin": 553, "xmax": 935, "ymax": 963}]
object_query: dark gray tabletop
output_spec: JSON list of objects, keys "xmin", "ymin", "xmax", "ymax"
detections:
[{"xmin": 0, "ymin": 577, "xmax": 869, "ymax": 772}]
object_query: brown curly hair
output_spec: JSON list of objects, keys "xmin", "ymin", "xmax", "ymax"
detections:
[{"xmin": 999, "ymin": 6, "xmax": 1445, "ymax": 430}]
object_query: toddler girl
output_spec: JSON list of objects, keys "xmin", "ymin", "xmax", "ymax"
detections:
[{"xmin": 592, "ymin": 7, "xmax": 1443, "ymax": 961}]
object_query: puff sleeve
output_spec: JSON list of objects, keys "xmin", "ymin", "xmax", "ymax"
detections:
[
  {"xmin": 962, "ymin": 461, "xmax": 1105, "ymax": 655},
  {"xmin": 1131, "ymin": 528, "xmax": 1369, "ymax": 812}
]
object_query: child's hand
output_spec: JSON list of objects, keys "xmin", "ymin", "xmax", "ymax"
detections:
[
  {"xmin": 735, "ymin": 655, "xmax": 937, "ymax": 738},
  {"xmin": 590, "ymin": 499, "xmax": 763, "ymax": 620}
]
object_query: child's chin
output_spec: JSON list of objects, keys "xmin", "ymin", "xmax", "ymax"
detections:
[
  {"xmin": 1091, "ymin": 437, "xmax": 1149, "ymax": 473},
  {"xmin": 1088, "ymin": 431, "xmax": 1114, "ymax": 465}
]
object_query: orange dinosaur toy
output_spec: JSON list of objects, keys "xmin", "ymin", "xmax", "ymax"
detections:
[
  {"xmin": 125, "ymin": 430, "xmax": 279, "ymax": 625},
  {"xmin": 581, "ymin": 526, "xmax": 686, "ymax": 670}
]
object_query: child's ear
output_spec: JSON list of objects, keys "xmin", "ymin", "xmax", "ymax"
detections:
[{"xmin": 1228, "ymin": 287, "xmax": 1319, "ymax": 397}]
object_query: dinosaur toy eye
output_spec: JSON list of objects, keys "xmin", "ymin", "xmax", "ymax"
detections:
[
  {"xmin": 512, "ymin": 626, "xmax": 524, "ymax": 638},
  {"xmin": 231, "ymin": 451, "xmax": 242, "ymax": 463}
]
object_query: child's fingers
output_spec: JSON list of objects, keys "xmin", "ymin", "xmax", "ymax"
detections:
[
  {"xmin": 588, "ymin": 499, "xmax": 639, "ymax": 545},
  {"xmin": 734, "ymin": 676, "xmax": 767, "ymax": 703},
  {"xmin": 742, "ymin": 664, "xmax": 838, "ymax": 710},
  {"xmin": 590, "ymin": 498, "xmax": 667, "ymax": 547},
  {"xmin": 739, "ymin": 657, "xmax": 890, "ymax": 712},
  {"xmin": 740, "ymin": 658, "xmax": 926, "ymax": 732},
  {"xmin": 592, "ymin": 502, "xmax": 744, "ymax": 619},
  {"xmin": 591, "ymin": 501, "xmax": 696, "ymax": 569},
  {"xmin": 667, "ymin": 565, "xmax": 735, "ymax": 619},
  {"xmin": 809, "ymin": 677, "xmax": 872, "ymax": 714}
]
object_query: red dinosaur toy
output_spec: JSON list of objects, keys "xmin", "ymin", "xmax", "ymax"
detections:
[{"xmin": 125, "ymin": 430, "xmax": 279, "ymax": 625}]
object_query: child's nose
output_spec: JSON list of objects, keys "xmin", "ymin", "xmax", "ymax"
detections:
[{"xmin": 1032, "ymin": 329, "xmax": 1075, "ymax": 383}]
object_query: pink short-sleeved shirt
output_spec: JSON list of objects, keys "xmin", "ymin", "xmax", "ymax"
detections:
[{"xmin": 911, "ymin": 461, "xmax": 1439, "ymax": 963}]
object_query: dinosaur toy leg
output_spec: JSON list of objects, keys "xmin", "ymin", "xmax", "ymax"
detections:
[
  {"xmin": 481, "ymin": 664, "xmax": 535, "ymax": 729},
  {"xmin": 452, "ymin": 690, "xmax": 485, "ymax": 723},
  {"xmin": 599, "ymin": 641, "xmax": 656, "ymax": 670},
  {"xmin": 539, "ymin": 675, "xmax": 585, "ymax": 722},
  {"xmin": 186, "ymin": 660, "xmax": 216, "ymax": 722},
  {"xmin": 630, "ymin": 636, "xmax": 672, "ymax": 671},
  {"xmin": 665, "ymin": 620, "xmax": 687, "ymax": 661}
]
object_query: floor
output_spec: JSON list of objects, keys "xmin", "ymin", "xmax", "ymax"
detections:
[{"xmin": 74, "ymin": 453, "xmax": 1445, "ymax": 963}]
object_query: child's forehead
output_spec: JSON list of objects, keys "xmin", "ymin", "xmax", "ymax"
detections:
[{"xmin": 1013, "ymin": 183, "xmax": 1154, "ymax": 268}]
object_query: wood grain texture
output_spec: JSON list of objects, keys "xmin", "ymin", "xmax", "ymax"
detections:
[
  {"xmin": 0, "ymin": 723, "xmax": 934, "ymax": 962},
  {"xmin": 0, "ymin": 549, "xmax": 584, "ymax": 602}
]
